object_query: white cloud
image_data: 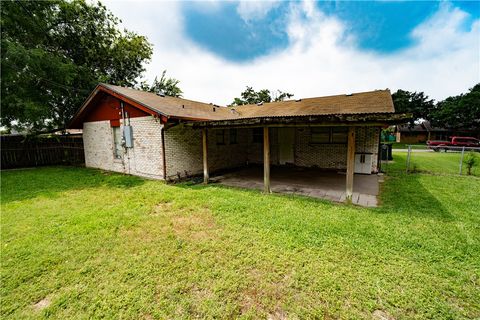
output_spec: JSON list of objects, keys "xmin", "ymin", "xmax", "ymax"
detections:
[
  {"xmin": 104, "ymin": 0, "xmax": 480, "ymax": 105},
  {"xmin": 236, "ymin": 1, "xmax": 280, "ymax": 22}
]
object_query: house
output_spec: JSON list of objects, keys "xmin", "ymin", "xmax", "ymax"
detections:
[
  {"xmin": 69, "ymin": 84, "xmax": 408, "ymax": 205},
  {"xmin": 395, "ymin": 121, "xmax": 478, "ymax": 144}
]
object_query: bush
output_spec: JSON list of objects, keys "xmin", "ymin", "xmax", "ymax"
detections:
[{"xmin": 464, "ymin": 151, "xmax": 478, "ymax": 175}]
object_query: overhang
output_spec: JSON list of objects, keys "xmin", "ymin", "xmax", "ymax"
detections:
[{"xmin": 186, "ymin": 113, "xmax": 412, "ymax": 129}]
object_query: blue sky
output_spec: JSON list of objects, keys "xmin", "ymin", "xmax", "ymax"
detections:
[
  {"xmin": 183, "ymin": 1, "xmax": 479, "ymax": 61},
  {"xmin": 104, "ymin": 0, "xmax": 479, "ymax": 104}
]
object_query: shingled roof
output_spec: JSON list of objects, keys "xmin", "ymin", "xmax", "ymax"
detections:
[
  {"xmin": 69, "ymin": 83, "xmax": 396, "ymax": 128},
  {"xmin": 100, "ymin": 84, "xmax": 233, "ymax": 121},
  {"xmin": 231, "ymin": 90, "xmax": 394, "ymax": 119}
]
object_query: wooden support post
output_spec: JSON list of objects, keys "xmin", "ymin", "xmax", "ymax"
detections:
[
  {"xmin": 202, "ymin": 128, "xmax": 209, "ymax": 184},
  {"xmin": 346, "ymin": 127, "xmax": 355, "ymax": 203},
  {"xmin": 263, "ymin": 127, "xmax": 271, "ymax": 193}
]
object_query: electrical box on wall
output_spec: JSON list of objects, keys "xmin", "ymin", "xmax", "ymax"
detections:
[{"xmin": 123, "ymin": 125, "xmax": 134, "ymax": 148}]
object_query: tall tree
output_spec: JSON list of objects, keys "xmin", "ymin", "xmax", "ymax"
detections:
[
  {"xmin": 1, "ymin": 0, "xmax": 153, "ymax": 132},
  {"xmin": 391, "ymin": 89, "xmax": 435, "ymax": 126},
  {"xmin": 431, "ymin": 83, "xmax": 480, "ymax": 131},
  {"xmin": 138, "ymin": 70, "xmax": 183, "ymax": 97},
  {"xmin": 230, "ymin": 86, "xmax": 294, "ymax": 106}
]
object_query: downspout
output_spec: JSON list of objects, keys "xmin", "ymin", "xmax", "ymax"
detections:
[
  {"xmin": 161, "ymin": 125, "xmax": 167, "ymax": 180},
  {"xmin": 120, "ymin": 101, "xmax": 130, "ymax": 174}
]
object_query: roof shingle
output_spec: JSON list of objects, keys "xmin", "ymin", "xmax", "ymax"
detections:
[{"xmin": 102, "ymin": 84, "xmax": 395, "ymax": 121}]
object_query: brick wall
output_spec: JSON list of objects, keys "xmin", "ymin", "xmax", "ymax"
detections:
[
  {"xmin": 208, "ymin": 128, "xmax": 249, "ymax": 172},
  {"xmin": 354, "ymin": 126, "xmax": 380, "ymax": 172},
  {"xmin": 294, "ymin": 126, "xmax": 380, "ymax": 172},
  {"xmin": 84, "ymin": 121, "xmax": 381, "ymax": 180},
  {"xmin": 83, "ymin": 116, "xmax": 164, "ymax": 179},
  {"xmin": 246, "ymin": 128, "xmax": 279, "ymax": 164},
  {"xmin": 163, "ymin": 125, "xmax": 249, "ymax": 180},
  {"xmin": 163, "ymin": 125, "xmax": 202, "ymax": 180}
]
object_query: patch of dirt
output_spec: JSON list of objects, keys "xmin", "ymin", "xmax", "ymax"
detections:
[
  {"xmin": 32, "ymin": 297, "xmax": 50, "ymax": 311},
  {"xmin": 239, "ymin": 268, "xmax": 291, "ymax": 317},
  {"xmin": 190, "ymin": 285, "xmax": 214, "ymax": 303},
  {"xmin": 171, "ymin": 209, "xmax": 219, "ymax": 241},
  {"xmin": 267, "ymin": 310, "xmax": 288, "ymax": 320},
  {"xmin": 150, "ymin": 201, "xmax": 174, "ymax": 216},
  {"xmin": 123, "ymin": 203, "xmax": 219, "ymax": 244},
  {"xmin": 373, "ymin": 309, "xmax": 396, "ymax": 320}
]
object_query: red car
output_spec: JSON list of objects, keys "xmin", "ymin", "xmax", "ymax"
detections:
[{"xmin": 427, "ymin": 136, "xmax": 480, "ymax": 152}]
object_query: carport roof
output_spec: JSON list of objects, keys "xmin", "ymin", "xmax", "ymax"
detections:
[{"xmin": 229, "ymin": 89, "xmax": 395, "ymax": 119}]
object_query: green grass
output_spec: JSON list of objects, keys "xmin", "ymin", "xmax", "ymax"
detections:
[
  {"xmin": 1, "ymin": 166, "xmax": 480, "ymax": 319},
  {"xmin": 384, "ymin": 150, "xmax": 480, "ymax": 176}
]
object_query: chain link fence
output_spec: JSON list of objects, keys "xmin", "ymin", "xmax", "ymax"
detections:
[{"xmin": 380, "ymin": 144, "xmax": 480, "ymax": 177}]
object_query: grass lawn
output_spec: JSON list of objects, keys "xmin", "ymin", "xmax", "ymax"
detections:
[
  {"xmin": 384, "ymin": 150, "xmax": 480, "ymax": 177},
  {"xmin": 1, "ymin": 164, "xmax": 479, "ymax": 319}
]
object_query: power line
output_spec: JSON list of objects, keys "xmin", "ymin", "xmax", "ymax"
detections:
[
  {"xmin": 11, "ymin": 1, "xmax": 93, "ymax": 94},
  {"xmin": 3, "ymin": 59, "xmax": 92, "ymax": 94},
  {"xmin": 15, "ymin": 0, "xmax": 54, "ymax": 43}
]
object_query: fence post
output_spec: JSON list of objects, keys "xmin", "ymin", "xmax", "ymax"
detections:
[
  {"xmin": 459, "ymin": 146, "xmax": 465, "ymax": 175},
  {"xmin": 406, "ymin": 145, "xmax": 412, "ymax": 173}
]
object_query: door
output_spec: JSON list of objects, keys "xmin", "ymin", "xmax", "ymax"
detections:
[{"xmin": 278, "ymin": 128, "xmax": 295, "ymax": 165}]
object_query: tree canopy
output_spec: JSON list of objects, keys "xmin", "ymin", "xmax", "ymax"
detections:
[
  {"xmin": 391, "ymin": 89, "xmax": 435, "ymax": 127},
  {"xmin": 1, "ymin": 0, "xmax": 153, "ymax": 132},
  {"xmin": 392, "ymin": 84, "xmax": 480, "ymax": 131},
  {"xmin": 138, "ymin": 70, "xmax": 183, "ymax": 98},
  {"xmin": 230, "ymin": 86, "xmax": 294, "ymax": 106},
  {"xmin": 431, "ymin": 83, "xmax": 480, "ymax": 131}
]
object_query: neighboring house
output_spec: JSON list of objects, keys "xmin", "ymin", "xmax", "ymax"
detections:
[
  {"xmin": 69, "ymin": 84, "xmax": 407, "ymax": 201},
  {"xmin": 395, "ymin": 121, "xmax": 478, "ymax": 144}
]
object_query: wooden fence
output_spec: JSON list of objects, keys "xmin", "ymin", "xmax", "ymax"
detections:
[{"xmin": 1, "ymin": 134, "xmax": 84, "ymax": 169}]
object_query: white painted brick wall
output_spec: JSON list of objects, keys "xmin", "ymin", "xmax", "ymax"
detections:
[
  {"xmin": 83, "ymin": 116, "xmax": 164, "ymax": 179},
  {"xmin": 84, "ymin": 120, "xmax": 381, "ymax": 180},
  {"xmin": 163, "ymin": 125, "xmax": 249, "ymax": 180}
]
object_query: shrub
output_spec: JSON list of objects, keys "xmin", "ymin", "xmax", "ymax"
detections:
[{"xmin": 464, "ymin": 151, "xmax": 478, "ymax": 175}]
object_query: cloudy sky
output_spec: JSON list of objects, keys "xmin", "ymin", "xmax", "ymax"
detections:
[{"xmin": 104, "ymin": 0, "xmax": 480, "ymax": 105}]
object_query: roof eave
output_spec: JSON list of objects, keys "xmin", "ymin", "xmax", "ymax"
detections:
[
  {"xmin": 68, "ymin": 84, "xmax": 168, "ymax": 129},
  {"xmin": 186, "ymin": 113, "xmax": 412, "ymax": 129}
]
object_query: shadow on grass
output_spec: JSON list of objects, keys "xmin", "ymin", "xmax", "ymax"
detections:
[
  {"xmin": 379, "ymin": 173, "xmax": 453, "ymax": 220},
  {"xmin": 1, "ymin": 166, "xmax": 145, "ymax": 204},
  {"xmin": 175, "ymin": 174, "xmax": 454, "ymax": 221}
]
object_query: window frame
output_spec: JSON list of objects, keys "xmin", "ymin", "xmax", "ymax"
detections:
[
  {"xmin": 216, "ymin": 129, "xmax": 226, "ymax": 145},
  {"xmin": 310, "ymin": 127, "xmax": 349, "ymax": 144},
  {"xmin": 229, "ymin": 128, "xmax": 238, "ymax": 144},
  {"xmin": 310, "ymin": 127, "xmax": 331, "ymax": 144},
  {"xmin": 112, "ymin": 126, "xmax": 123, "ymax": 159},
  {"xmin": 252, "ymin": 128, "xmax": 263, "ymax": 144},
  {"xmin": 331, "ymin": 127, "xmax": 348, "ymax": 144}
]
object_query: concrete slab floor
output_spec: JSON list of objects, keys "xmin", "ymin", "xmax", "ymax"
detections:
[{"xmin": 210, "ymin": 166, "xmax": 380, "ymax": 207}]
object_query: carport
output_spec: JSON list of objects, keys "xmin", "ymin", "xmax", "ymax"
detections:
[{"xmin": 188, "ymin": 111, "xmax": 408, "ymax": 206}]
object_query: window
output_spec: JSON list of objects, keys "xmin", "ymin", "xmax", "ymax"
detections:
[
  {"xmin": 216, "ymin": 129, "xmax": 225, "ymax": 145},
  {"xmin": 331, "ymin": 127, "xmax": 348, "ymax": 143},
  {"xmin": 311, "ymin": 127, "xmax": 348, "ymax": 144},
  {"xmin": 252, "ymin": 128, "xmax": 263, "ymax": 143},
  {"xmin": 113, "ymin": 127, "xmax": 123, "ymax": 159},
  {"xmin": 229, "ymin": 129, "xmax": 238, "ymax": 144},
  {"xmin": 311, "ymin": 127, "xmax": 330, "ymax": 143}
]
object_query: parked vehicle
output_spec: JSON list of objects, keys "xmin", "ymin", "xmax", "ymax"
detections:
[{"xmin": 427, "ymin": 136, "xmax": 480, "ymax": 152}]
